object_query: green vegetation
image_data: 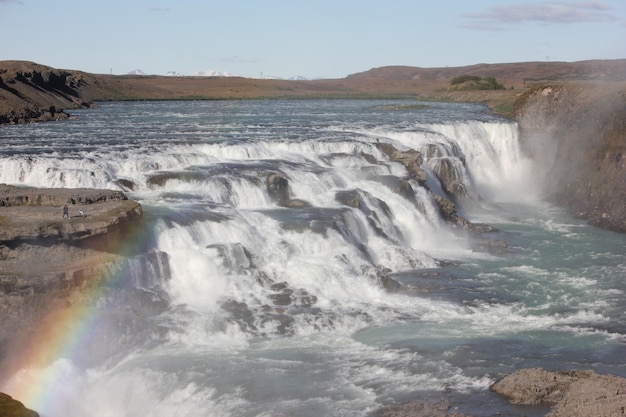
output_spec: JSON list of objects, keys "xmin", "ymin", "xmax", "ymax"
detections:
[{"xmin": 450, "ymin": 75, "xmax": 506, "ymax": 90}]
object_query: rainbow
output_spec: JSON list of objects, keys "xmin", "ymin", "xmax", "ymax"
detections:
[{"xmin": 0, "ymin": 237, "xmax": 149, "ymax": 414}]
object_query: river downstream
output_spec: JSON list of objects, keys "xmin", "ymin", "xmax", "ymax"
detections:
[{"xmin": 1, "ymin": 99, "xmax": 624, "ymax": 417}]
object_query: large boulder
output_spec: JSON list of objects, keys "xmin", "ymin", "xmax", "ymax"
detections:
[{"xmin": 491, "ymin": 368, "xmax": 626, "ymax": 417}]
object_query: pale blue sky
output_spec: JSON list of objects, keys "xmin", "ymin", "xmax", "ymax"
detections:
[{"xmin": 2, "ymin": 0, "xmax": 625, "ymax": 78}]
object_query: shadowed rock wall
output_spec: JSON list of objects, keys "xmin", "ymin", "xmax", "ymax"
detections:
[{"xmin": 515, "ymin": 82, "xmax": 626, "ymax": 232}]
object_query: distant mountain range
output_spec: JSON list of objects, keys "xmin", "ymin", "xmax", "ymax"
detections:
[{"xmin": 127, "ymin": 69, "xmax": 311, "ymax": 80}]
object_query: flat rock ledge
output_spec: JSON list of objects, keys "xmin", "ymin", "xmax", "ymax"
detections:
[
  {"xmin": 0, "ymin": 184, "xmax": 142, "ymax": 242},
  {"xmin": 0, "ymin": 185, "xmax": 148, "ymax": 416},
  {"xmin": 490, "ymin": 368, "xmax": 626, "ymax": 417}
]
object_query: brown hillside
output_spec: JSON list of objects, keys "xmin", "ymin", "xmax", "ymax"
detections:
[
  {"xmin": 2, "ymin": 59, "xmax": 625, "ymax": 124},
  {"xmin": 345, "ymin": 59, "xmax": 626, "ymax": 90}
]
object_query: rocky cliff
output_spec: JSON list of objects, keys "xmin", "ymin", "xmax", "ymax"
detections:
[
  {"xmin": 0, "ymin": 61, "xmax": 100, "ymax": 124},
  {"xmin": 515, "ymin": 82, "xmax": 626, "ymax": 232},
  {"xmin": 0, "ymin": 186, "xmax": 171, "ymax": 395}
]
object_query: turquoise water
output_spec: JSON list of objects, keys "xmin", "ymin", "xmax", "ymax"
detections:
[{"xmin": 0, "ymin": 100, "xmax": 624, "ymax": 416}]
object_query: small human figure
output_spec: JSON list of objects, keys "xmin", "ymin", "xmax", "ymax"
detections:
[
  {"xmin": 63, "ymin": 205, "xmax": 69, "ymax": 219},
  {"xmin": 79, "ymin": 208, "xmax": 85, "ymax": 217}
]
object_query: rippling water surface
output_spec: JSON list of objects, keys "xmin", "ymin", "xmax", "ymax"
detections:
[{"xmin": 1, "ymin": 100, "xmax": 624, "ymax": 417}]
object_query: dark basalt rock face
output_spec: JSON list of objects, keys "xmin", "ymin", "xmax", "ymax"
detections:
[{"xmin": 0, "ymin": 61, "xmax": 95, "ymax": 125}]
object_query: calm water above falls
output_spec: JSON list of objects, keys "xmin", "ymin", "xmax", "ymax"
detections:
[{"xmin": 0, "ymin": 100, "xmax": 624, "ymax": 417}]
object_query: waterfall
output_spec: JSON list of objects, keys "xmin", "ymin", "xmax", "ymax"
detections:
[{"xmin": 4, "ymin": 100, "xmax": 623, "ymax": 417}]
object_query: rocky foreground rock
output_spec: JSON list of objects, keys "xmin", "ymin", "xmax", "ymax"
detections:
[
  {"xmin": 372, "ymin": 367, "xmax": 626, "ymax": 417},
  {"xmin": 491, "ymin": 368, "xmax": 626, "ymax": 417}
]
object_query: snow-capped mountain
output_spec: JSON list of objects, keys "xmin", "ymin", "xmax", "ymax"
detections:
[
  {"xmin": 127, "ymin": 69, "xmax": 147, "ymax": 75},
  {"xmin": 166, "ymin": 71, "xmax": 184, "ymax": 77},
  {"xmin": 192, "ymin": 69, "xmax": 236, "ymax": 77}
]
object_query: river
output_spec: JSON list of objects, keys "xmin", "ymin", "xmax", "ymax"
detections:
[{"xmin": 0, "ymin": 100, "xmax": 624, "ymax": 417}]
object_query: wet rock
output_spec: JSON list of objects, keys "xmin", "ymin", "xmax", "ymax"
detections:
[
  {"xmin": 113, "ymin": 178, "xmax": 136, "ymax": 191},
  {"xmin": 375, "ymin": 143, "xmax": 427, "ymax": 184},
  {"xmin": 335, "ymin": 189, "xmax": 362, "ymax": 208},
  {"xmin": 335, "ymin": 189, "xmax": 395, "ymax": 239},
  {"xmin": 206, "ymin": 243, "xmax": 254, "ymax": 274},
  {"xmin": 266, "ymin": 173, "xmax": 291, "ymax": 204},
  {"xmin": 282, "ymin": 198, "xmax": 310, "ymax": 208},
  {"xmin": 373, "ymin": 175, "xmax": 415, "ymax": 201},
  {"xmin": 269, "ymin": 289, "xmax": 293, "ymax": 306},
  {"xmin": 221, "ymin": 300, "xmax": 257, "ymax": 332},
  {"xmin": 266, "ymin": 173, "xmax": 310, "ymax": 208},
  {"xmin": 491, "ymin": 368, "xmax": 626, "ymax": 417},
  {"xmin": 378, "ymin": 274, "xmax": 403, "ymax": 293},
  {"xmin": 374, "ymin": 399, "xmax": 472, "ymax": 417},
  {"xmin": 261, "ymin": 313, "xmax": 295, "ymax": 334},
  {"xmin": 430, "ymin": 158, "xmax": 468, "ymax": 200}
]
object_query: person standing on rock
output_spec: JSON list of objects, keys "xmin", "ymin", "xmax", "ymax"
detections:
[{"xmin": 63, "ymin": 205, "xmax": 69, "ymax": 219}]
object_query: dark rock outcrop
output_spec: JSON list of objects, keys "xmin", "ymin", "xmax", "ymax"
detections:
[
  {"xmin": 0, "ymin": 392, "xmax": 38, "ymax": 417},
  {"xmin": 491, "ymin": 368, "xmax": 626, "ymax": 417},
  {"xmin": 266, "ymin": 173, "xmax": 310, "ymax": 208},
  {"xmin": 0, "ymin": 61, "xmax": 96, "ymax": 125},
  {"xmin": 375, "ymin": 142, "xmax": 428, "ymax": 184}
]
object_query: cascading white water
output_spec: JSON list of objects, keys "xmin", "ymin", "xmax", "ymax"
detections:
[{"xmin": 1, "ymin": 100, "xmax": 624, "ymax": 417}]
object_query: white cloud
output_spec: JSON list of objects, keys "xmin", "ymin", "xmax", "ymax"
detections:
[{"xmin": 464, "ymin": 1, "xmax": 617, "ymax": 29}]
